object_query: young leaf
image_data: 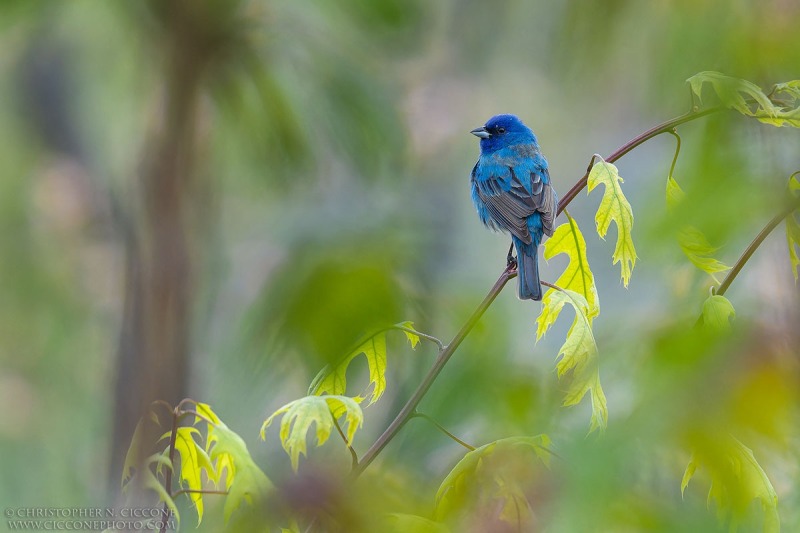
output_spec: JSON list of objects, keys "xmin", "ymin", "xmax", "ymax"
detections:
[
  {"xmin": 121, "ymin": 452, "xmax": 180, "ymax": 525},
  {"xmin": 260, "ymin": 395, "xmax": 364, "ymax": 471},
  {"xmin": 666, "ymin": 175, "xmax": 686, "ymax": 211},
  {"xmin": 702, "ymin": 294, "xmax": 735, "ymax": 332},
  {"xmin": 309, "ymin": 332, "xmax": 388, "ymax": 405},
  {"xmin": 678, "ymin": 226, "xmax": 732, "ymax": 282},
  {"xmin": 546, "ymin": 289, "xmax": 608, "ymax": 432},
  {"xmin": 435, "ymin": 435, "xmax": 552, "ymax": 526},
  {"xmin": 205, "ymin": 418, "xmax": 273, "ymax": 523},
  {"xmin": 687, "ymin": 72, "xmax": 800, "ymax": 128},
  {"xmin": 681, "ymin": 436, "xmax": 779, "ymax": 532},
  {"xmin": 173, "ymin": 427, "xmax": 216, "ymax": 525},
  {"xmin": 537, "ymin": 213, "xmax": 599, "ymax": 340},
  {"xmin": 121, "ymin": 417, "xmax": 147, "ymax": 488},
  {"xmin": 774, "ymin": 80, "xmax": 800, "ymax": 99},
  {"xmin": 760, "ymin": 80, "xmax": 800, "ymax": 128},
  {"xmin": 688, "ymin": 71, "xmax": 777, "ymax": 117},
  {"xmin": 587, "ymin": 158, "xmax": 637, "ymax": 286},
  {"xmin": 396, "ymin": 321, "xmax": 421, "ymax": 349},
  {"xmin": 787, "ymin": 175, "xmax": 800, "ymax": 281}
]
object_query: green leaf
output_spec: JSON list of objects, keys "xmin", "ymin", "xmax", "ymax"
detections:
[
  {"xmin": 678, "ymin": 226, "xmax": 732, "ymax": 282},
  {"xmin": 774, "ymin": 80, "xmax": 800, "ymax": 100},
  {"xmin": 173, "ymin": 427, "xmax": 216, "ymax": 525},
  {"xmin": 688, "ymin": 72, "xmax": 800, "ymax": 128},
  {"xmin": 787, "ymin": 175, "xmax": 800, "ymax": 281},
  {"xmin": 121, "ymin": 417, "xmax": 147, "ymax": 489},
  {"xmin": 206, "ymin": 418, "xmax": 273, "ymax": 523},
  {"xmin": 702, "ymin": 294, "xmax": 736, "ymax": 332},
  {"xmin": 435, "ymin": 435, "xmax": 551, "ymax": 526},
  {"xmin": 142, "ymin": 461, "xmax": 180, "ymax": 525},
  {"xmin": 537, "ymin": 213, "xmax": 599, "ymax": 340},
  {"xmin": 543, "ymin": 289, "xmax": 607, "ymax": 432},
  {"xmin": 309, "ymin": 332, "xmax": 388, "ymax": 405},
  {"xmin": 587, "ymin": 158, "xmax": 637, "ymax": 286},
  {"xmin": 688, "ymin": 71, "xmax": 778, "ymax": 117},
  {"xmin": 194, "ymin": 402, "xmax": 222, "ymax": 426},
  {"xmin": 681, "ymin": 436, "xmax": 779, "ymax": 533},
  {"xmin": 666, "ymin": 175, "xmax": 686, "ymax": 211},
  {"xmin": 260, "ymin": 395, "xmax": 364, "ymax": 471},
  {"xmin": 386, "ymin": 514, "xmax": 451, "ymax": 533},
  {"xmin": 396, "ymin": 321, "xmax": 421, "ymax": 349}
]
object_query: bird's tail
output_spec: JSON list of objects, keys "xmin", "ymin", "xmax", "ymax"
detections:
[{"xmin": 515, "ymin": 238, "xmax": 542, "ymax": 301}]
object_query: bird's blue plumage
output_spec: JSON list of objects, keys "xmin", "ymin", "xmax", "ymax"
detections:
[{"xmin": 470, "ymin": 114, "xmax": 558, "ymax": 300}]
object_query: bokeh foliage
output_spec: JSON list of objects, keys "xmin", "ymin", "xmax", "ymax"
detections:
[{"xmin": 0, "ymin": 1, "xmax": 797, "ymax": 532}]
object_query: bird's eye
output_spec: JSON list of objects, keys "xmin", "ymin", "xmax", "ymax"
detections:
[{"xmin": 497, "ymin": 127, "xmax": 506, "ymax": 134}]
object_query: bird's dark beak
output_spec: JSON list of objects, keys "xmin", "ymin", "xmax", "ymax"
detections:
[{"xmin": 470, "ymin": 126, "xmax": 491, "ymax": 139}]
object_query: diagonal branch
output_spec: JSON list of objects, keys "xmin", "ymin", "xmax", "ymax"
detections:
[
  {"xmin": 558, "ymin": 107, "xmax": 721, "ymax": 215},
  {"xmin": 716, "ymin": 196, "xmax": 800, "ymax": 297},
  {"xmin": 352, "ymin": 266, "xmax": 516, "ymax": 477}
]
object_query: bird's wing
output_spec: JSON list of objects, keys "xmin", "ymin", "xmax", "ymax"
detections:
[{"xmin": 473, "ymin": 151, "xmax": 556, "ymax": 243}]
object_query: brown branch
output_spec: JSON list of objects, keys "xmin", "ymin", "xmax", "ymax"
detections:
[
  {"xmin": 557, "ymin": 107, "xmax": 721, "ymax": 215},
  {"xmin": 716, "ymin": 197, "xmax": 800, "ymax": 297},
  {"xmin": 352, "ymin": 266, "xmax": 516, "ymax": 477}
]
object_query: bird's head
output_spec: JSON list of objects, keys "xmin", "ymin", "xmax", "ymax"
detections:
[{"xmin": 470, "ymin": 114, "xmax": 537, "ymax": 153}]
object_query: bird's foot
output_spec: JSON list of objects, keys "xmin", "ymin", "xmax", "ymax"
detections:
[{"xmin": 506, "ymin": 253, "xmax": 518, "ymax": 272}]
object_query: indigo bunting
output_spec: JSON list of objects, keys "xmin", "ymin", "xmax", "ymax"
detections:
[{"xmin": 470, "ymin": 114, "xmax": 558, "ymax": 300}]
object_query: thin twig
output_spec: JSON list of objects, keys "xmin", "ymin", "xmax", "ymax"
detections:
[
  {"xmin": 716, "ymin": 198, "xmax": 800, "ymax": 296},
  {"xmin": 411, "ymin": 411, "xmax": 475, "ymax": 451},
  {"xmin": 390, "ymin": 325, "xmax": 445, "ymax": 351},
  {"xmin": 352, "ymin": 266, "xmax": 516, "ymax": 478},
  {"xmin": 667, "ymin": 129, "xmax": 681, "ymax": 181},
  {"xmin": 558, "ymin": 107, "xmax": 721, "ymax": 215}
]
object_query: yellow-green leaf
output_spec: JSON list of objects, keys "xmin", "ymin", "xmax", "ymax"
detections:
[
  {"xmin": 702, "ymin": 294, "xmax": 735, "ymax": 332},
  {"xmin": 666, "ymin": 175, "xmax": 686, "ymax": 211},
  {"xmin": 788, "ymin": 175, "xmax": 800, "ymax": 281},
  {"xmin": 260, "ymin": 395, "xmax": 363, "ymax": 471},
  {"xmin": 537, "ymin": 213, "xmax": 599, "ymax": 340},
  {"xmin": 143, "ymin": 463, "xmax": 180, "ymax": 525},
  {"xmin": 687, "ymin": 72, "xmax": 800, "ymax": 128},
  {"xmin": 681, "ymin": 436, "xmax": 779, "ymax": 533},
  {"xmin": 774, "ymin": 80, "xmax": 800, "ymax": 100},
  {"xmin": 310, "ymin": 332, "xmax": 388, "ymax": 405},
  {"xmin": 688, "ymin": 71, "xmax": 778, "ymax": 117},
  {"xmin": 679, "ymin": 226, "xmax": 732, "ymax": 282},
  {"xmin": 546, "ymin": 289, "xmax": 607, "ymax": 432},
  {"xmin": 587, "ymin": 158, "xmax": 637, "ymax": 286},
  {"xmin": 194, "ymin": 402, "xmax": 222, "ymax": 426},
  {"xmin": 435, "ymin": 435, "xmax": 551, "ymax": 525},
  {"xmin": 396, "ymin": 321, "xmax": 421, "ymax": 349},
  {"xmin": 206, "ymin": 418, "xmax": 273, "ymax": 523},
  {"xmin": 173, "ymin": 427, "xmax": 215, "ymax": 525},
  {"xmin": 121, "ymin": 417, "xmax": 146, "ymax": 489}
]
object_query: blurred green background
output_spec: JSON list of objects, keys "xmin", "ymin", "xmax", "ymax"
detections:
[{"xmin": 0, "ymin": 0, "xmax": 798, "ymax": 531}]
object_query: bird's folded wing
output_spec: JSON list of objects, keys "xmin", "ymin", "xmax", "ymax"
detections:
[{"xmin": 473, "ymin": 164, "xmax": 555, "ymax": 243}]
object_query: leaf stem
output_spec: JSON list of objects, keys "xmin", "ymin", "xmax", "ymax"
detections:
[
  {"xmin": 558, "ymin": 107, "xmax": 721, "ymax": 215},
  {"xmin": 352, "ymin": 266, "xmax": 516, "ymax": 477},
  {"xmin": 667, "ymin": 129, "xmax": 681, "ymax": 180},
  {"xmin": 332, "ymin": 417, "xmax": 360, "ymax": 471},
  {"xmin": 390, "ymin": 325, "xmax": 445, "ymax": 351},
  {"xmin": 411, "ymin": 411, "xmax": 476, "ymax": 451},
  {"xmin": 715, "ymin": 198, "xmax": 800, "ymax": 296}
]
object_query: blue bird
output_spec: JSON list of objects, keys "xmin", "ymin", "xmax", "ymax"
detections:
[{"xmin": 470, "ymin": 114, "xmax": 558, "ymax": 300}]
